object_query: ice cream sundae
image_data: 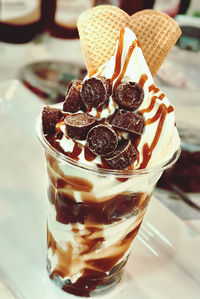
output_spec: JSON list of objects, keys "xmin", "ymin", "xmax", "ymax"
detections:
[{"xmin": 36, "ymin": 6, "xmax": 181, "ymax": 297}]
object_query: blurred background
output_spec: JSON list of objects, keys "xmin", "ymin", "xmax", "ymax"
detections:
[
  {"xmin": 0, "ymin": 0, "xmax": 200, "ymax": 97},
  {"xmin": 0, "ymin": 0, "xmax": 200, "ymax": 224}
]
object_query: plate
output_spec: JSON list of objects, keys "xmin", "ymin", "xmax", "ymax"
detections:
[{"xmin": 0, "ymin": 81, "xmax": 200, "ymax": 299}]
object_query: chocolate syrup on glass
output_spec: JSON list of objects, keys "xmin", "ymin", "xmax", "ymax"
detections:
[{"xmin": 47, "ymin": 155, "xmax": 150, "ymax": 296}]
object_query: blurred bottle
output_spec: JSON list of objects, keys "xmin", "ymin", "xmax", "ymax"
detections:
[
  {"xmin": 45, "ymin": 0, "xmax": 155, "ymax": 40},
  {"xmin": 179, "ymin": 0, "xmax": 200, "ymax": 16},
  {"xmin": 46, "ymin": 0, "xmax": 95, "ymax": 39},
  {"xmin": 0, "ymin": 0, "xmax": 43, "ymax": 43},
  {"xmin": 120, "ymin": 0, "xmax": 155, "ymax": 15},
  {"xmin": 153, "ymin": 0, "xmax": 200, "ymax": 17},
  {"xmin": 153, "ymin": 0, "xmax": 181, "ymax": 17},
  {"xmin": 95, "ymin": 0, "xmax": 155, "ymax": 15}
]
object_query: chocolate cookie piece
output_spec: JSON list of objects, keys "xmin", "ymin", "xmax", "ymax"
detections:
[
  {"xmin": 42, "ymin": 106, "xmax": 63, "ymax": 135},
  {"xmin": 111, "ymin": 109, "xmax": 144, "ymax": 135},
  {"xmin": 65, "ymin": 113, "xmax": 95, "ymax": 140},
  {"xmin": 87, "ymin": 124, "xmax": 118, "ymax": 156},
  {"xmin": 105, "ymin": 139, "xmax": 137, "ymax": 170},
  {"xmin": 80, "ymin": 76, "xmax": 112, "ymax": 108},
  {"xmin": 63, "ymin": 80, "xmax": 84, "ymax": 113},
  {"xmin": 115, "ymin": 82, "xmax": 144, "ymax": 111}
]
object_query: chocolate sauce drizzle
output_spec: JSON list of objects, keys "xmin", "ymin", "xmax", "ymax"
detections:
[{"xmin": 46, "ymin": 155, "xmax": 150, "ymax": 296}]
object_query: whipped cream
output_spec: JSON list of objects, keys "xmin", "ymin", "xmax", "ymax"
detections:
[{"xmin": 57, "ymin": 27, "xmax": 180, "ymax": 170}]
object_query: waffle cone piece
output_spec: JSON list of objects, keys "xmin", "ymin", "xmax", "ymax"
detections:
[
  {"xmin": 77, "ymin": 6, "xmax": 181, "ymax": 77},
  {"xmin": 77, "ymin": 5, "xmax": 129, "ymax": 76},
  {"xmin": 129, "ymin": 9, "xmax": 181, "ymax": 77}
]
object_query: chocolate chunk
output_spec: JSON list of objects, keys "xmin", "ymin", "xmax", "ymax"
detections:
[
  {"xmin": 87, "ymin": 124, "xmax": 118, "ymax": 156},
  {"xmin": 42, "ymin": 106, "xmax": 63, "ymax": 135},
  {"xmin": 80, "ymin": 76, "xmax": 112, "ymax": 108},
  {"xmin": 65, "ymin": 113, "xmax": 95, "ymax": 140},
  {"xmin": 66, "ymin": 79, "xmax": 82, "ymax": 94},
  {"xmin": 105, "ymin": 139, "xmax": 137, "ymax": 170},
  {"xmin": 115, "ymin": 82, "xmax": 144, "ymax": 111},
  {"xmin": 63, "ymin": 80, "xmax": 84, "ymax": 113},
  {"xmin": 111, "ymin": 109, "xmax": 144, "ymax": 135},
  {"xmin": 128, "ymin": 132, "xmax": 141, "ymax": 144}
]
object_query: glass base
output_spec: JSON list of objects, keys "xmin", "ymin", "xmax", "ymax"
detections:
[{"xmin": 47, "ymin": 256, "xmax": 128, "ymax": 297}]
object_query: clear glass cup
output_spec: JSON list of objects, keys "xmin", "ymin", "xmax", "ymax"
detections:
[{"xmin": 36, "ymin": 117, "xmax": 180, "ymax": 297}]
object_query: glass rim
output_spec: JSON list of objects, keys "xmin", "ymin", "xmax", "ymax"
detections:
[{"xmin": 36, "ymin": 115, "xmax": 181, "ymax": 177}]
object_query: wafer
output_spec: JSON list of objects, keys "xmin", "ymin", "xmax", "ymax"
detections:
[
  {"xmin": 77, "ymin": 5, "xmax": 129, "ymax": 76},
  {"xmin": 129, "ymin": 9, "xmax": 181, "ymax": 77},
  {"xmin": 77, "ymin": 6, "xmax": 181, "ymax": 77}
]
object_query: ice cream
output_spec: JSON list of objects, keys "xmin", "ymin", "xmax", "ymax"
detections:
[
  {"xmin": 46, "ymin": 27, "xmax": 180, "ymax": 170},
  {"xmin": 37, "ymin": 7, "xmax": 181, "ymax": 297}
]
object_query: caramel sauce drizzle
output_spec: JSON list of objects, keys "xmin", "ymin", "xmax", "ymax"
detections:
[
  {"xmin": 84, "ymin": 145, "xmax": 97, "ymax": 162},
  {"xmin": 135, "ymin": 75, "xmax": 172, "ymax": 168},
  {"xmin": 56, "ymin": 121, "xmax": 66, "ymax": 132},
  {"xmin": 149, "ymin": 84, "xmax": 160, "ymax": 94},
  {"xmin": 106, "ymin": 101, "xmax": 111, "ymax": 114},
  {"xmin": 66, "ymin": 141, "xmax": 82, "ymax": 161},
  {"xmin": 137, "ymin": 71, "xmax": 175, "ymax": 169},
  {"xmin": 49, "ymin": 228, "xmax": 75, "ymax": 279},
  {"xmin": 110, "ymin": 28, "xmax": 125, "ymax": 83},
  {"xmin": 89, "ymin": 68, "xmax": 99, "ymax": 78},
  {"xmin": 139, "ymin": 104, "xmax": 168, "ymax": 169},
  {"xmin": 63, "ymin": 176, "xmax": 93, "ymax": 192},
  {"xmin": 168, "ymin": 105, "xmax": 174, "ymax": 113},
  {"xmin": 139, "ymin": 96, "xmax": 157, "ymax": 114},
  {"xmin": 138, "ymin": 73, "xmax": 148, "ymax": 88},
  {"xmin": 113, "ymin": 40, "xmax": 140, "ymax": 92},
  {"xmin": 158, "ymin": 93, "xmax": 165, "ymax": 100},
  {"xmin": 46, "ymin": 155, "xmax": 93, "ymax": 193},
  {"xmin": 112, "ymin": 100, "xmax": 118, "ymax": 109},
  {"xmin": 144, "ymin": 103, "xmax": 167, "ymax": 126},
  {"xmin": 135, "ymin": 141, "xmax": 141, "ymax": 165},
  {"xmin": 89, "ymin": 65, "xmax": 104, "ymax": 79},
  {"xmin": 98, "ymin": 66, "xmax": 105, "ymax": 76},
  {"xmin": 96, "ymin": 106, "xmax": 103, "ymax": 119}
]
